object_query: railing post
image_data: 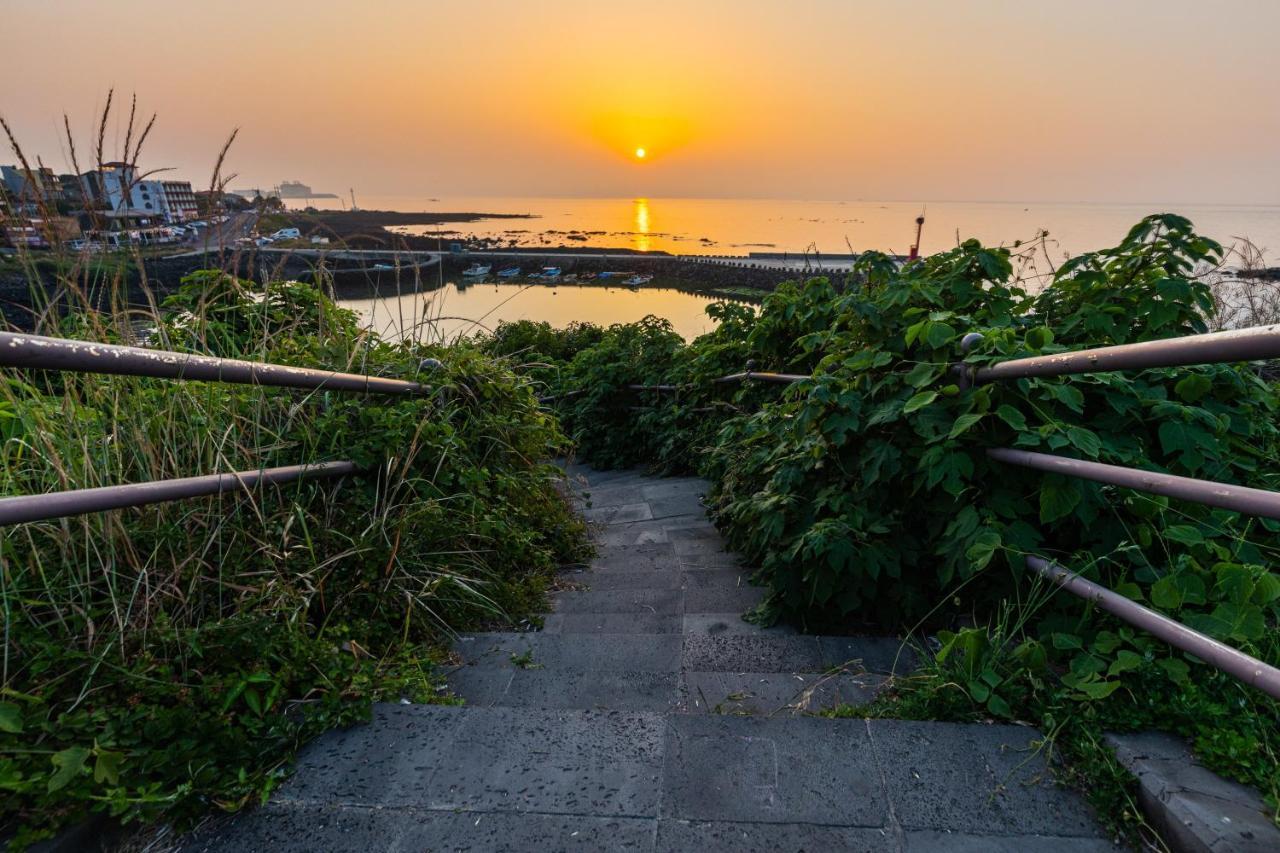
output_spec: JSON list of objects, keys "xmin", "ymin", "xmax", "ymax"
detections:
[{"xmin": 955, "ymin": 332, "xmax": 984, "ymax": 390}]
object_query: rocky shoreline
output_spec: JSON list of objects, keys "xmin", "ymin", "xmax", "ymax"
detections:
[{"xmin": 0, "ymin": 246, "xmax": 804, "ymax": 331}]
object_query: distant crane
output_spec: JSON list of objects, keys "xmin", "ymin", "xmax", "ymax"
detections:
[
  {"xmin": 349, "ymin": 188, "xmax": 359, "ymax": 212},
  {"xmin": 908, "ymin": 211, "xmax": 925, "ymax": 261}
]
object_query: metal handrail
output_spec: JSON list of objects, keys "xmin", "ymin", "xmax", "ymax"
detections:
[
  {"xmin": 973, "ymin": 324, "xmax": 1280, "ymax": 383},
  {"xmin": 988, "ymin": 448, "xmax": 1280, "ymax": 520},
  {"xmin": 0, "ymin": 331, "xmax": 429, "ymax": 396},
  {"xmin": 0, "ymin": 461, "xmax": 361, "ymax": 527},
  {"xmin": 1027, "ymin": 556, "xmax": 1280, "ymax": 700},
  {"xmin": 712, "ymin": 370, "xmax": 809, "ymax": 384}
]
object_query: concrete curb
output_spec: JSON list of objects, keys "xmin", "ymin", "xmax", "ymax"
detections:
[{"xmin": 1105, "ymin": 731, "xmax": 1279, "ymax": 852}]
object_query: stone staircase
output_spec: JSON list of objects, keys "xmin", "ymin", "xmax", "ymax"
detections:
[{"xmin": 184, "ymin": 465, "xmax": 1113, "ymax": 852}]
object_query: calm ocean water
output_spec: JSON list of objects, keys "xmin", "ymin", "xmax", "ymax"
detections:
[
  {"xmin": 320, "ymin": 196, "xmax": 1280, "ymax": 340},
  {"xmin": 304, "ymin": 196, "xmax": 1280, "ymax": 263}
]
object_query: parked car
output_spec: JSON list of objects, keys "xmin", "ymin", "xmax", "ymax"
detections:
[{"xmin": 270, "ymin": 227, "xmax": 301, "ymax": 240}]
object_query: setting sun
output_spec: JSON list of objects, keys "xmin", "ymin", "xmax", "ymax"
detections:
[{"xmin": 634, "ymin": 147, "xmax": 646, "ymax": 159}]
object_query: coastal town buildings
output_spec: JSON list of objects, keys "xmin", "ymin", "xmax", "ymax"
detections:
[{"xmin": 1, "ymin": 160, "xmax": 202, "ymax": 248}]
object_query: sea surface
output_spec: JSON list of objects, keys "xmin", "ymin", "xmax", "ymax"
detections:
[
  {"xmin": 299, "ymin": 196, "xmax": 1280, "ymax": 263},
  {"xmin": 339, "ymin": 282, "xmax": 734, "ymax": 343},
  {"xmin": 321, "ymin": 196, "xmax": 1280, "ymax": 339}
]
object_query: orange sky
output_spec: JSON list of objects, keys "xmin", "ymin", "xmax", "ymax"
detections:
[{"xmin": 3, "ymin": 0, "xmax": 1278, "ymax": 202}]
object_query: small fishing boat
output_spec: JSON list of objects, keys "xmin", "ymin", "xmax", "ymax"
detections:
[
  {"xmin": 562, "ymin": 273, "xmax": 579, "ymax": 283},
  {"xmin": 578, "ymin": 272, "xmax": 597, "ymax": 281},
  {"xmin": 496, "ymin": 266, "xmax": 521, "ymax": 278},
  {"xmin": 622, "ymin": 274, "xmax": 653, "ymax": 286},
  {"xmin": 536, "ymin": 266, "xmax": 562, "ymax": 280},
  {"xmin": 462, "ymin": 263, "xmax": 492, "ymax": 277}
]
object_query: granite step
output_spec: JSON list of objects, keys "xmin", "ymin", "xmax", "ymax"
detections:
[
  {"xmin": 446, "ymin": 632, "xmax": 915, "ymax": 712},
  {"xmin": 183, "ymin": 705, "xmax": 1111, "ymax": 852}
]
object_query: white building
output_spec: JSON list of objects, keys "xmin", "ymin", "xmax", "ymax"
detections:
[{"xmin": 94, "ymin": 163, "xmax": 195, "ymax": 224}]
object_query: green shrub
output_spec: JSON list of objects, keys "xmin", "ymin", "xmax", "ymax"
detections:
[
  {"xmin": 522, "ymin": 214, "xmax": 1279, "ymax": 814},
  {"xmin": 1, "ymin": 271, "xmax": 588, "ymax": 844}
]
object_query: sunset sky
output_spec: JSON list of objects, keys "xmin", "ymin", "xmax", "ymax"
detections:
[{"xmin": 3, "ymin": 0, "xmax": 1278, "ymax": 203}]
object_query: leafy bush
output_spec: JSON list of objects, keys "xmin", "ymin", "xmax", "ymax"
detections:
[
  {"xmin": 524, "ymin": 214, "xmax": 1280, "ymax": 815},
  {"xmin": 1, "ymin": 271, "xmax": 588, "ymax": 844}
]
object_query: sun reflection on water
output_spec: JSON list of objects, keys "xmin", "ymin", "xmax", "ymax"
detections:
[{"xmin": 633, "ymin": 197, "xmax": 650, "ymax": 253}]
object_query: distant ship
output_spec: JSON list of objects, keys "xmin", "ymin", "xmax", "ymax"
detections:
[{"xmin": 275, "ymin": 181, "xmax": 338, "ymax": 199}]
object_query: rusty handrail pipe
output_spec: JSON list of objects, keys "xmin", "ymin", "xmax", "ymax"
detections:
[
  {"xmin": 541, "ymin": 370, "xmax": 812, "ymax": 403},
  {"xmin": 0, "ymin": 331, "xmax": 429, "ymax": 396},
  {"xmin": 712, "ymin": 370, "xmax": 809, "ymax": 384},
  {"xmin": 1027, "ymin": 556, "xmax": 1280, "ymax": 700},
  {"xmin": 973, "ymin": 324, "xmax": 1280, "ymax": 383},
  {"xmin": 0, "ymin": 461, "xmax": 362, "ymax": 527},
  {"xmin": 987, "ymin": 447, "xmax": 1280, "ymax": 521}
]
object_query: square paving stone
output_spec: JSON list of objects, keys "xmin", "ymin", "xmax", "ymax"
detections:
[
  {"xmin": 661, "ymin": 714, "xmax": 888, "ymax": 826},
  {"xmin": 597, "ymin": 520, "xmax": 673, "ymax": 547},
  {"xmin": 502, "ymin": 669, "xmax": 680, "ymax": 711},
  {"xmin": 543, "ymin": 612, "xmax": 683, "ymax": 634},
  {"xmin": 681, "ymin": 635, "xmax": 824, "ymax": 672},
  {"xmin": 678, "ymin": 552, "xmax": 748, "ymax": 570},
  {"xmin": 583, "ymin": 502, "xmax": 655, "ymax": 524},
  {"xmin": 566, "ymin": 569, "xmax": 684, "ymax": 591},
  {"xmin": 272, "ymin": 704, "xmax": 469, "ymax": 807},
  {"xmin": 647, "ymin": 492, "xmax": 709, "ymax": 519},
  {"xmin": 903, "ymin": 831, "xmax": 1117, "ymax": 852},
  {"xmin": 590, "ymin": 542, "xmax": 679, "ymax": 572},
  {"xmin": 655, "ymin": 819, "xmax": 895, "ymax": 852},
  {"xmin": 186, "ymin": 805, "xmax": 660, "ymax": 853},
  {"xmin": 426, "ymin": 708, "xmax": 666, "ymax": 817},
  {"xmin": 680, "ymin": 671, "xmax": 884, "ymax": 714},
  {"xmin": 446, "ymin": 666, "xmax": 515, "ymax": 705},
  {"xmin": 552, "ymin": 588, "xmax": 684, "ymax": 615},
  {"xmin": 683, "ymin": 572, "xmax": 767, "ymax": 613},
  {"xmin": 574, "ymin": 483, "xmax": 648, "ymax": 508},
  {"xmin": 667, "ymin": 527, "xmax": 732, "ymax": 558},
  {"xmin": 454, "ymin": 632, "xmax": 682, "ymax": 672},
  {"xmin": 682, "ymin": 613, "xmax": 797, "ymax": 636},
  {"xmin": 640, "ymin": 479, "xmax": 709, "ymax": 501},
  {"xmin": 868, "ymin": 719, "xmax": 1104, "ymax": 838},
  {"xmin": 818, "ymin": 636, "xmax": 919, "ymax": 675}
]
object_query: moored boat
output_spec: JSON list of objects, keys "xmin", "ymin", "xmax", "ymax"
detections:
[
  {"xmin": 496, "ymin": 266, "xmax": 521, "ymax": 278},
  {"xmin": 462, "ymin": 263, "xmax": 492, "ymax": 277}
]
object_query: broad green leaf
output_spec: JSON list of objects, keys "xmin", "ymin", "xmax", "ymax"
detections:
[
  {"xmin": 1151, "ymin": 576, "xmax": 1183, "ymax": 610},
  {"xmin": 1163, "ymin": 525, "xmax": 1204, "ymax": 548},
  {"xmin": 1024, "ymin": 326, "xmax": 1054, "ymax": 350},
  {"xmin": 0, "ymin": 703, "xmax": 22, "ymax": 734},
  {"xmin": 1052, "ymin": 632, "xmax": 1083, "ymax": 650},
  {"xmin": 1066, "ymin": 427, "xmax": 1102, "ymax": 457},
  {"xmin": 924, "ymin": 322, "xmax": 957, "ymax": 349},
  {"xmin": 987, "ymin": 694, "xmax": 1012, "ymax": 718},
  {"xmin": 1039, "ymin": 480, "xmax": 1080, "ymax": 523},
  {"xmin": 903, "ymin": 391, "xmax": 938, "ymax": 414},
  {"xmin": 1107, "ymin": 650, "xmax": 1143, "ymax": 676},
  {"xmin": 904, "ymin": 362, "xmax": 941, "ymax": 388},
  {"xmin": 1157, "ymin": 657, "xmax": 1190, "ymax": 684},
  {"xmin": 1174, "ymin": 373, "xmax": 1212, "ymax": 403},
  {"xmin": 94, "ymin": 749, "xmax": 124, "ymax": 786},
  {"xmin": 48, "ymin": 747, "xmax": 90, "ymax": 793},
  {"xmin": 1076, "ymin": 679, "xmax": 1122, "ymax": 700},
  {"xmin": 948, "ymin": 413, "xmax": 983, "ymax": 439},
  {"xmin": 995, "ymin": 405, "xmax": 1027, "ymax": 431},
  {"xmin": 966, "ymin": 530, "xmax": 1001, "ymax": 569}
]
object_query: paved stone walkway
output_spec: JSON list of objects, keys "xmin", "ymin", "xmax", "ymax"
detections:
[{"xmin": 185, "ymin": 465, "xmax": 1113, "ymax": 852}]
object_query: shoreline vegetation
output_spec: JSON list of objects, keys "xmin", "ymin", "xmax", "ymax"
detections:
[
  {"xmin": 498, "ymin": 214, "xmax": 1280, "ymax": 844},
  {"xmin": 0, "ymin": 209, "xmax": 1276, "ymax": 849}
]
